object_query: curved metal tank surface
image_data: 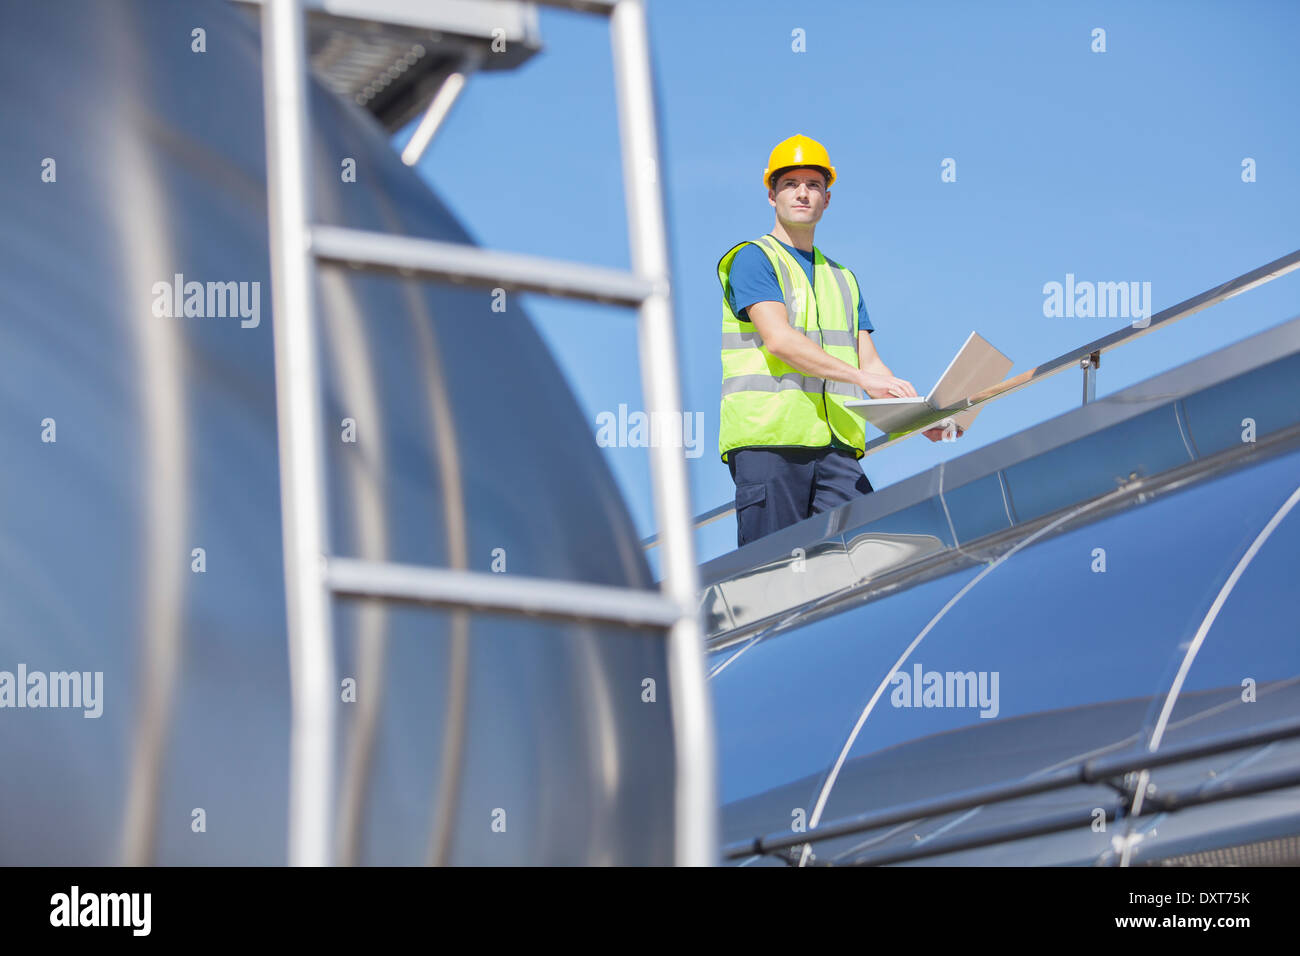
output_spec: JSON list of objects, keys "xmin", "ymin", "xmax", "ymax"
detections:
[
  {"xmin": 712, "ymin": 437, "xmax": 1300, "ymax": 866},
  {"xmin": 0, "ymin": 1, "xmax": 676, "ymax": 864}
]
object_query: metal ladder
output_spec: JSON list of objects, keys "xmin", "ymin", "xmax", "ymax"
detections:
[{"xmin": 259, "ymin": 0, "xmax": 716, "ymax": 865}]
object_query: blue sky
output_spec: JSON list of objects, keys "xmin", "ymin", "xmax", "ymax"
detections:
[{"xmin": 399, "ymin": 0, "xmax": 1300, "ymax": 570}]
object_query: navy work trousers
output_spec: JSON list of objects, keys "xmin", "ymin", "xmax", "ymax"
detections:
[{"xmin": 727, "ymin": 446, "xmax": 874, "ymax": 548}]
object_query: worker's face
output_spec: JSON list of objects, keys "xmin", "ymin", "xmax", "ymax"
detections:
[{"xmin": 769, "ymin": 167, "xmax": 829, "ymax": 226}]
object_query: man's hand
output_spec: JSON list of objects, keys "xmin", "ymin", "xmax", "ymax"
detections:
[
  {"xmin": 860, "ymin": 371, "xmax": 918, "ymax": 399},
  {"xmin": 921, "ymin": 422, "xmax": 965, "ymax": 442}
]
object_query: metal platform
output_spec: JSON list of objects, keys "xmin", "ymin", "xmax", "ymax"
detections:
[
  {"xmin": 699, "ymin": 310, "xmax": 1300, "ymax": 647},
  {"xmin": 235, "ymin": 0, "xmax": 541, "ymax": 131}
]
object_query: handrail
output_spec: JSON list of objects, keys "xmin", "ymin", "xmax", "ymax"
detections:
[
  {"xmin": 644, "ymin": 247, "xmax": 1300, "ymax": 551},
  {"xmin": 840, "ymin": 764, "xmax": 1300, "ymax": 866},
  {"xmin": 723, "ymin": 712, "xmax": 1300, "ymax": 862}
]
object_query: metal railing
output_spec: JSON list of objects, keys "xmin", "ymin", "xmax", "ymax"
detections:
[
  {"xmin": 724, "ymin": 713, "xmax": 1300, "ymax": 865},
  {"xmin": 261, "ymin": 0, "xmax": 716, "ymax": 866},
  {"xmin": 644, "ymin": 247, "xmax": 1300, "ymax": 550}
]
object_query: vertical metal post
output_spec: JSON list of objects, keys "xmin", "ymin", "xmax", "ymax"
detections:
[
  {"xmin": 261, "ymin": 0, "xmax": 336, "ymax": 867},
  {"xmin": 610, "ymin": 0, "xmax": 718, "ymax": 865},
  {"xmin": 401, "ymin": 50, "xmax": 483, "ymax": 167},
  {"xmin": 1080, "ymin": 350, "xmax": 1099, "ymax": 405}
]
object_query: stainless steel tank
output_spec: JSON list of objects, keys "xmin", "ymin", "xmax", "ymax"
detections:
[
  {"xmin": 0, "ymin": 0, "xmax": 676, "ymax": 865},
  {"xmin": 704, "ymin": 315, "xmax": 1300, "ymax": 866}
]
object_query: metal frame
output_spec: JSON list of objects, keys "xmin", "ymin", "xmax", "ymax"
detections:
[
  {"xmin": 328, "ymin": 558, "xmax": 686, "ymax": 627},
  {"xmin": 312, "ymin": 225, "xmax": 656, "ymax": 304},
  {"xmin": 262, "ymin": 0, "xmax": 337, "ymax": 869},
  {"xmin": 648, "ymin": 247, "xmax": 1300, "ymax": 549},
  {"xmin": 399, "ymin": 50, "xmax": 482, "ymax": 166},
  {"xmin": 1080, "ymin": 349, "xmax": 1099, "ymax": 404},
  {"xmin": 261, "ymin": 0, "xmax": 716, "ymax": 866}
]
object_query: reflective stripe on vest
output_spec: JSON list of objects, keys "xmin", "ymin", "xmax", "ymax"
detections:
[
  {"xmin": 717, "ymin": 235, "xmax": 867, "ymax": 462},
  {"xmin": 720, "ymin": 329, "xmax": 858, "ymax": 350}
]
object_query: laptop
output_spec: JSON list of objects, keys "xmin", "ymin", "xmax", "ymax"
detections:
[{"xmin": 845, "ymin": 331, "xmax": 1013, "ymax": 435}]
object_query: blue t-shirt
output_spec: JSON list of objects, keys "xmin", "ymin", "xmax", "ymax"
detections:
[{"xmin": 725, "ymin": 237, "xmax": 874, "ymax": 334}]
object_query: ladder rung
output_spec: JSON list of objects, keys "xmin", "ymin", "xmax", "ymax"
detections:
[
  {"xmin": 311, "ymin": 225, "xmax": 657, "ymax": 306},
  {"xmin": 326, "ymin": 557, "xmax": 686, "ymax": 628}
]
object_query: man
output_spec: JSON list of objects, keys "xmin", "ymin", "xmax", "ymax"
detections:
[{"xmin": 718, "ymin": 134, "xmax": 962, "ymax": 548}]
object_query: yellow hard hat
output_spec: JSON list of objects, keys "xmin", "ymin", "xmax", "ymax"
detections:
[{"xmin": 763, "ymin": 134, "xmax": 836, "ymax": 190}]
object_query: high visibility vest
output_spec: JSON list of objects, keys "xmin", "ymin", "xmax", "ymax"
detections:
[{"xmin": 717, "ymin": 234, "xmax": 866, "ymax": 462}]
